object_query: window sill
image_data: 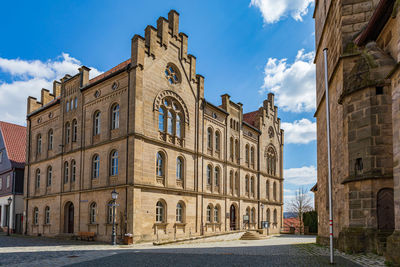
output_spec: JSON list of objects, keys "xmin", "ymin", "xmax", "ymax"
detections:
[
  {"xmin": 154, "ymin": 222, "xmax": 168, "ymax": 227},
  {"xmin": 174, "ymin": 223, "xmax": 186, "ymax": 227},
  {"xmin": 87, "ymin": 223, "xmax": 99, "ymax": 226}
]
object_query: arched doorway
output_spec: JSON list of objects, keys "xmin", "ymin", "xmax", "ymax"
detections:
[
  {"xmin": 377, "ymin": 188, "xmax": 394, "ymax": 230},
  {"xmin": 230, "ymin": 204, "xmax": 237, "ymax": 230},
  {"xmin": 64, "ymin": 202, "xmax": 74, "ymax": 233}
]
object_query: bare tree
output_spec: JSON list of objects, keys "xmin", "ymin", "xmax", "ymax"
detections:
[{"xmin": 288, "ymin": 187, "xmax": 313, "ymax": 234}]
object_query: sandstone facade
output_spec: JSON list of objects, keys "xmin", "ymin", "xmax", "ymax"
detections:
[
  {"xmin": 314, "ymin": 0, "xmax": 400, "ymax": 263},
  {"xmin": 23, "ymin": 10, "xmax": 284, "ymax": 242}
]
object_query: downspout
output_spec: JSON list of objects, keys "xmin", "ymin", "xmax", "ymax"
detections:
[
  {"xmin": 200, "ymin": 99, "xmax": 205, "ymax": 235},
  {"xmin": 257, "ymin": 134, "xmax": 261, "ymax": 229},
  {"xmin": 125, "ymin": 65, "xmax": 131, "ymax": 236},
  {"xmin": 12, "ymin": 168, "xmax": 16, "ymax": 231}
]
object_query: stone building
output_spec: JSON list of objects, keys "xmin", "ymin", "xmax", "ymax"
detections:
[
  {"xmin": 23, "ymin": 10, "xmax": 284, "ymax": 242},
  {"xmin": 0, "ymin": 121, "xmax": 26, "ymax": 234},
  {"xmin": 314, "ymin": 0, "xmax": 400, "ymax": 263}
]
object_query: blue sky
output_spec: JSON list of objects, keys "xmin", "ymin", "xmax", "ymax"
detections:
[{"xmin": 0, "ymin": 0, "xmax": 317, "ymax": 209}]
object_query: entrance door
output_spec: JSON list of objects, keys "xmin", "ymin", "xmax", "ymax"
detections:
[
  {"xmin": 377, "ymin": 188, "xmax": 394, "ymax": 230},
  {"xmin": 230, "ymin": 205, "xmax": 236, "ymax": 230},
  {"xmin": 15, "ymin": 214, "xmax": 22, "ymax": 234},
  {"xmin": 65, "ymin": 202, "xmax": 74, "ymax": 233}
]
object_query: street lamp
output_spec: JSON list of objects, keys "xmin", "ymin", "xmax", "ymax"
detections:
[
  {"xmin": 7, "ymin": 197, "xmax": 12, "ymax": 236},
  {"xmin": 260, "ymin": 203, "xmax": 264, "ymax": 229},
  {"xmin": 111, "ymin": 189, "xmax": 119, "ymax": 245}
]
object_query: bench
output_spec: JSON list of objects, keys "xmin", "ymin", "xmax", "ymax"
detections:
[{"xmin": 75, "ymin": 231, "xmax": 96, "ymax": 241}]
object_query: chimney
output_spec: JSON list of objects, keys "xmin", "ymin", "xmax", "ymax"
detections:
[
  {"xmin": 53, "ymin": 81, "xmax": 61, "ymax": 97},
  {"xmin": 79, "ymin": 66, "xmax": 90, "ymax": 87},
  {"xmin": 27, "ymin": 97, "xmax": 42, "ymax": 114},
  {"xmin": 41, "ymin": 89, "xmax": 54, "ymax": 106}
]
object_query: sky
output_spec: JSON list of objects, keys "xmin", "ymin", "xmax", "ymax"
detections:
[{"xmin": 0, "ymin": 0, "xmax": 317, "ymax": 210}]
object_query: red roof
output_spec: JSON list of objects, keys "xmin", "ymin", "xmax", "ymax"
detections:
[
  {"xmin": 0, "ymin": 121, "xmax": 26, "ymax": 169},
  {"xmin": 89, "ymin": 59, "xmax": 130, "ymax": 84},
  {"xmin": 243, "ymin": 110, "xmax": 259, "ymax": 127}
]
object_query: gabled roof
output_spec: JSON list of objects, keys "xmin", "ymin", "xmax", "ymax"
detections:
[
  {"xmin": 0, "ymin": 121, "xmax": 26, "ymax": 169},
  {"xmin": 89, "ymin": 59, "xmax": 130, "ymax": 84},
  {"xmin": 243, "ymin": 110, "xmax": 259, "ymax": 127}
]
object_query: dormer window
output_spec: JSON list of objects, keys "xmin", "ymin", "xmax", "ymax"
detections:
[{"xmin": 165, "ymin": 64, "xmax": 180, "ymax": 84}]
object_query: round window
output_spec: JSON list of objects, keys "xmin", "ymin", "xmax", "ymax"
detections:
[{"xmin": 165, "ymin": 64, "xmax": 180, "ymax": 84}]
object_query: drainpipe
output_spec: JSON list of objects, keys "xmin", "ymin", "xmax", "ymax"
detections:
[{"xmin": 25, "ymin": 117, "xmax": 31, "ymax": 235}]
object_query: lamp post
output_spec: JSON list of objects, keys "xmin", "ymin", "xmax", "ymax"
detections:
[
  {"xmin": 261, "ymin": 203, "xmax": 264, "ymax": 229},
  {"xmin": 111, "ymin": 189, "xmax": 119, "ymax": 245},
  {"xmin": 7, "ymin": 197, "xmax": 12, "ymax": 236}
]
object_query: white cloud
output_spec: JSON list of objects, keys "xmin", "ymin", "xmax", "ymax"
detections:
[
  {"xmin": 0, "ymin": 53, "xmax": 102, "ymax": 125},
  {"xmin": 260, "ymin": 49, "xmax": 316, "ymax": 113},
  {"xmin": 250, "ymin": 0, "xmax": 314, "ymax": 24},
  {"xmin": 284, "ymin": 165, "xmax": 317, "ymax": 185},
  {"xmin": 281, "ymin": 118, "xmax": 316, "ymax": 144}
]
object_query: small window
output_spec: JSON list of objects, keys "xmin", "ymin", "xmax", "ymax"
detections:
[
  {"xmin": 110, "ymin": 150, "xmax": 118, "ymax": 176},
  {"xmin": 165, "ymin": 64, "xmax": 180, "ymax": 84},
  {"xmin": 90, "ymin": 202, "xmax": 97, "ymax": 224},
  {"xmin": 206, "ymin": 205, "xmax": 212, "ymax": 223},
  {"xmin": 48, "ymin": 130, "xmax": 53, "ymax": 150},
  {"xmin": 37, "ymin": 134, "xmax": 42, "ymax": 155},
  {"xmin": 207, "ymin": 128, "xmax": 213, "ymax": 150},
  {"xmin": 215, "ymin": 132, "xmax": 220, "ymax": 151},
  {"xmin": 47, "ymin": 166, "xmax": 52, "ymax": 187},
  {"xmin": 64, "ymin": 162, "xmax": 69, "ymax": 184},
  {"xmin": 214, "ymin": 167, "xmax": 220, "ymax": 186},
  {"xmin": 66, "ymin": 101, "xmax": 70, "ymax": 112},
  {"xmin": 207, "ymin": 165, "xmax": 212, "ymax": 185},
  {"xmin": 176, "ymin": 202, "xmax": 183, "ymax": 223},
  {"xmin": 92, "ymin": 155, "xmax": 100, "ymax": 179},
  {"xmin": 65, "ymin": 122, "xmax": 70, "ymax": 144},
  {"xmin": 176, "ymin": 157, "xmax": 183, "ymax": 180},
  {"xmin": 71, "ymin": 160, "xmax": 76, "ymax": 182},
  {"xmin": 156, "ymin": 201, "xmax": 164, "ymax": 223},
  {"xmin": 6, "ymin": 175, "xmax": 10, "ymax": 188},
  {"xmin": 0, "ymin": 151, "xmax": 2, "ymax": 163},
  {"xmin": 45, "ymin": 206, "xmax": 50, "ymax": 225},
  {"xmin": 74, "ymin": 97, "xmax": 78, "ymax": 109},
  {"xmin": 111, "ymin": 104, "xmax": 120, "ymax": 130},
  {"xmin": 36, "ymin": 169, "xmax": 41, "ymax": 188},
  {"xmin": 93, "ymin": 111, "xmax": 101, "ymax": 136},
  {"xmin": 107, "ymin": 200, "xmax": 114, "ymax": 224},
  {"xmin": 34, "ymin": 207, "xmax": 39, "ymax": 225},
  {"xmin": 156, "ymin": 152, "xmax": 164, "ymax": 177},
  {"xmin": 355, "ymin": 158, "xmax": 363, "ymax": 175},
  {"xmin": 72, "ymin": 120, "xmax": 78, "ymax": 142},
  {"xmin": 214, "ymin": 206, "xmax": 219, "ymax": 223},
  {"xmin": 159, "ymin": 107, "xmax": 165, "ymax": 132},
  {"xmin": 0, "ymin": 178, "xmax": 2, "ymax": 190},
  {"xmin": 376, "ymin": 86, "xmax": 383, "ymax": 95}
]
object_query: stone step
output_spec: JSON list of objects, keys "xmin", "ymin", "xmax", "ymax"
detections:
[{"xmin": 240, "ymin": 231, "xmax": 267, "ymax": 240}]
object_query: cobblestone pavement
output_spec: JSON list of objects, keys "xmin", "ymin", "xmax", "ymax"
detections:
[
  {"xmin": 296, "ymin": 243, "xmax": 386, "ymax": 267},
  {"xmin": 0, "ymin": 234, "xmax": 373, "ymax": 266}
]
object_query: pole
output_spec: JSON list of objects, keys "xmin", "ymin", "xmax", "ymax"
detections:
[
  {"xmin": 112, "ymin": 201, "xmax": 116, "ymax": 245},
  {"xmin": 323, "ymin": 48, "xmax": 334, "ymax": 264},
  {"xmin": 7, "ymin": 205, "xmax": 10, "ymax": 236}
]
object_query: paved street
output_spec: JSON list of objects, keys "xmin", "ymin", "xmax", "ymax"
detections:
[{"xmin": 0, "ymin": 234, "xmax": 377, "ymax": 267}]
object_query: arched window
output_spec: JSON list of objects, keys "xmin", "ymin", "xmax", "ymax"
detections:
[
  {"xmin": 72, "ymin": 119, "xmax": 78, "ymax": 142},
  {"xmin": 245, "ymin": 144, "xmax": 249, "ymax": 164},
  {"xmin": 110, "ymin": 150, "xmax": 118, "ymax": 176},
  {"xmin": 159, "ymin": 107, "xmax": 165, "ymax": 132},
  {"xmin": 273, "ymin": 182, "xmax": 277, "ymax": 201},
  {"xmin": 267, "ymin": 208, "xmax": 271, "ymax": 222},
  {"xmin": 66, "ymin": 101, "xmax": 70, "ymax": 112},
  {"xmin": 246, "ymin": 207, "xmax": 250, "ymax": 218},
  {"xmin": 156, "ymin": 201, "xmax": 165, "ymax": 222},
  {"xmin": 35, "ymin": 169, "xmax": 40, "ymax": 188},
  {"xmin": 156, "ymin": 152, "xmax": 165, "ymax": 177},
  {"xmin": 267, "ymin": 147, "xmax": 276, "ymax": 176},
  {"xmin": 266, "ymin": 180, "xmax": 270, "ymax": 200},
  {"xmin": 251, "ymin": 208, "xmax": 255, "ymax": 223},
  {"xmin": 107, "ymin": 200, "xmax": 114, "ymax": 224},
  {"xmin": 71, "ymin": 160, "xmax": 76, "ymax": 182},
  {"xmin": 176, "ymin": 114, "xmax": 182, "ymax": 138},
  {"xmin": 74, "ymin": 97, "xmax": 78, "ymax": 109},
  {"xmin": 235, "ymin": 139, "xmax": 239, "ymax": 162},
  {"xmin": 235, "ymin": 172, "xmax": 239, "ymax": 194},
  {"xmin": 64, "ymin": 161, "xmax": 69, "ymax": 183},
  {"xmin": 206, "ymin": 205, "xmax": 212, "ymax": 223},
  {"xmin": 273, "ymin": 209, "xmax": 277, "ymax": 224},
  {"xmin": 89, "ymin": 202, "xmax": 97, "ymax": 224},
  {"xmin": 33, "ymin": 207, "xmax": 39, "ymax": 225},
  {"xmin": 93, "ymin": 111, "xmax": 101, "ymax": 136},
  {"xmin": 37, "ymin": 134, "xmax": 42, "ymax": 155},
  {"xmin": 45, "ymin": 206, "xmax": 50, "ymax": 224},
  {"xmin": 111, "ymin": 104, "xmax": 120, "ymax": 130},
  {"xmin": 92, "ymin": 155, "xmax": 100, "ymax": 179},
  {"xmin": 48, "ymin": 130, "xmax": 53, "ymax": 150},
  {"xmin": 176, "ymin": 157, "xmax": 183, "ymax": 180},
  {"xmin": 176, "ymin": 202, "xmax": 184, "ymax": 223},
  {"xmin": 214, "ymin": 206, "xmax": 220, "ymax": 223},
  {"xmin": 207, "ymin": 165, "xmax": 212, "ymax": 185},
  {"xmin": 245, "ymin": 175, "xmax": 249, "ymax": 194},
  {"xmin": 214, "ymin": 167, "xmax": 220, "ymax": 186},
  {"xmin": 65, "ymin": 122, "xmax": 70, "ymax": 144},
  {"xmin": 230, "ymin": 171, "xmax": 234, "ymax": 194},
  {"xmin": 250, "ymin": 177, "xmax": 255, "ymax": 195},
  {"xmin": 250, "ymin": 147, "xmax": 255, "ymax": 167},
  {"xmin": 47, "ymin": 166, "xmax": 52, "ymax": 187},
  {"xmin": 167, "ymin": 111, "xmax": 174, "ymax": 135},
  {"xmin": 215, "ymin": 131, "xmax": 220, "ymax": 151},
  {"xmin": 207, "ymin": 128, "xmax": 213, "ymax": 149},
  {"xmin": 230, "ymin": 137, "xmax": 234, "ymax": 161}
]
